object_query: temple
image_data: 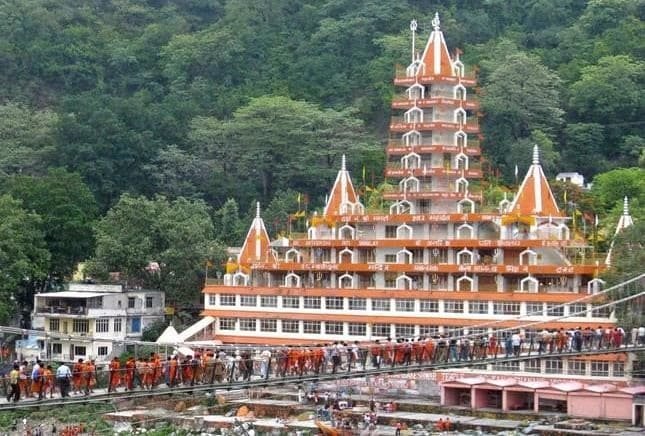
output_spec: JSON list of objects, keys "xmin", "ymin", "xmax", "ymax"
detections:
[{"xmin": 202, "ymin": 15, "xmax": 611, "ymax": 347}]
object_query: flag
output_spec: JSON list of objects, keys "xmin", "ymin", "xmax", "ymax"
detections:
[
  {"xmin": 563, "ymin": 190, "xmax": 567, "ymax": 204},
  {"xmin": 514, "ymin": 164, "xmax": 518, "ymax": 178},
  {"xmin": 297, "ymin": 193, "xmax": 301, "ymax": 205},
  {"xmin": 595, "ymin": 214, "xmax": 599, "ymax": 227},
  {"xmin": 362, "ymin": 165, "xmax": 366, "ymax": 183}
]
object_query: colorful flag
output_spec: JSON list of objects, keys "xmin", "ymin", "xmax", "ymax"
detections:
[
  {"xmin": 563, "ymin": 190, "xmax": 567, "ymax": 204},
  {"xmin": 362, "ymin": 165, "xmax": 366, "ymax": 182}
]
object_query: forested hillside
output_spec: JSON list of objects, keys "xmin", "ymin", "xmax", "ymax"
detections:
[{"xmin": 0, "ymin": 0, "xmax": 643, "ymax": 315}]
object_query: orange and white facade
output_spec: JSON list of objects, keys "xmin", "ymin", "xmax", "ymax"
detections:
[{"xmin": 202, "ymin": 15, "xmax": 611, "ymax": 345}]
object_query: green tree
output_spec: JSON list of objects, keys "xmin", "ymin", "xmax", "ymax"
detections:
[
  {"xmin": 0, "ymin": 195, "xmax": 49, "ymax": 323},
  {"xmin": 213, "ymin": 198, "xmax": 245, "ymax": 247},
  {"xmin": 88, "ymin": 194, "xmax": 224, "ymax": 305},
  {"xmin": 3, "ymin": 169, "xmax": 98, "ymax": 283},
  {"xmin": 591, "ymin": 168, "xmax": 645, "ymax": 214},
  {"xmin": 0, "ymin": 103, "xmax": 58, "ymax": 176},
  {"xmin": 561, "ymin": 123, "xmax": 607, "ymax": 177},
  {"xmin": 481, "ymin": 51, "xmax": 564, "ymax": 179}
]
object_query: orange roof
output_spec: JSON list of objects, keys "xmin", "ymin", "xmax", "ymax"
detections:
[
  {"xmin": 509, "ymin": 145, "xmax": 561, "ymax": 217},
  {"xmin": 417, "ymin": 13, "xmax": 454, "ymax": 77},
  {"xmin": 323, "ymin": 155, "xmax": 361, "ymax": 216},
  {"xmin": 238, "ymin": 202, "xmax": 271, "ymax": 266}
]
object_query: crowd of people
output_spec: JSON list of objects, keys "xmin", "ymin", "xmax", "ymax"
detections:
[{"xmin": 3, "ymin": 325, "xmax": 644, "ymax": 403}]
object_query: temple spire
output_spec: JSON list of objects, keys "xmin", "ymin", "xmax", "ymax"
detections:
[
  {"xmin": 238, "ymin": 201, "xmax": 270, "ymax": 266},
  {"xmin": 323, "ymin": 156, "xmax": 363, "ymax": 216},
  {"xmin": 508, "ymin": 145, "xmax": 561, "ymax": 216},
  {"xmin": 606, "ymin": 196, "xmax": 635, "ymax": 265},
  {"xmin": 256, "ymin": 201, "xmax": 261, "ymax": 218},
  {"xmin": 416, "ymin": 11, "xmax": 454, "ymax": 77}
]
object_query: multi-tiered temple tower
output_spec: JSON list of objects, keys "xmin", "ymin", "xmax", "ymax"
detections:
[{"xmin": 202, "ymin": 15, "xmax": 608, "ymax": 346}]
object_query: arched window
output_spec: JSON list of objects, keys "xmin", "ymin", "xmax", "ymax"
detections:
[
  {"xmin": 402, "ymin": 130, "xmax": 422, "ymax": 147},
  {"xmin": 338, "ymin": 273, "xmax": 353, "ymax": 289},
  {"xmin": 455, "ymin": 153, "xmax": 469, "ymax": 170},
  {"xmin": 396, "ymin": 274, "xmax": 413, "ymax": 290},
  {"xmin": 339, "ymin": 224, "xmax": 355, "ymax": 240},
  {"xmin": 520, "ymin": 276, "xmax": 538, "ymax": 293},
  {"xmin": 284, "ymin": 272, "xmax": 301, "ymax": 287},
  {"xmin": 453, "ymin": 84, "xmax": 466, "ymax": 100},
  {"xmin": 406, "ymin": 83, "xmax": 425, "ymax": 100},
  {"xmin": 396, "ymin": 224, "xmax": 413, "ymax": 239},
  {"xmin": 456, "ymin": 274, "xmax": 473, "ymax": 292},
  {"xmin": 456, "ymin": 223, "xmax": 474, "ymax": 239},
  {"xmin": 285, "ymin": 248, "xmax": 302, "ymax": 262},
  {"xmin": 455, "ymin": 130, "xmax": 467, "ymax": 148},
  {"xmin": 338, "ymin": 248, "xmax": 354, "ymax": 264},
  {"xmin": 519, "ymin": 249, "xmax": 537, "ymax": 266},
  {"xmin": 390, "ymin": 200, "xmax": 413, "ymax": 215},
  {"xmin": 454, "ymin": 108, "xmax": 466, "ymax": 126},
  {"xmin": 458, "ymin": 198, "xmax": 475, "ymax": 214},
  {"xmin": 402, "ymin": 152, "xmax": 421, "ymax": 170},
  {"xmin": 456, "ymin": 249, "xmax": 474, "ymax": 265},
  {"xmin": 400, "ymin": 176, "xmax": 420, "ymax": 193},
  {"xmin": 455, "ymin": 177, "xmax": 469, "ymax": 194},
  {"xmin": 232, "ymin": 272, "xmax": 249, "ymax": 286},
  {"xmin": 397, "ymin": 249, "xmax": 413, "ymax": 264},
  {"xmin": 587, "ymin": 278, "xmax": 605, "ymax": 295},
  {"xmin": 404, "ymin": 107, "xmax": 423, "ymax": 124}
]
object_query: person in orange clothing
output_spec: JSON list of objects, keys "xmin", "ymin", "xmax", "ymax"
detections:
[
  {"xmin": 30, "ymin": 361, "xmax": 44, "ymax": 399},
  {"xmin": 43, "ymin": 365, "xmax": 55, "ymax": 398},
  {"xmin": 168, "ymin": 355, "xmax": 179, "ymax": 387},
  {"xmin": 182, "ymin": 356, "xmax": 193, "ymax": 384},
  {"xmin": 141, "ymin": 358, "xmax": 154, "ymax": 390},
  {"xmin": 423, "ymin": 338, "xmax": 435, "ymax": 362},
  {"xmin": 72, "ymin": 359, "xmax": 84, "ymax": 394},
  {"xmin": 125, "ymin": 356, "xmax": 136, "ymax": 391},
  {"xmin": 83, "ymin": 359, "xmax": 96, "ymax": 395},
  {"xmin": 108, "ymin": 357, "xmax": 121, "ymax": 392}
]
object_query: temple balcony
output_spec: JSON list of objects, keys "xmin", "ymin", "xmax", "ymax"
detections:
[
  {"xmin": 384, "ymin": 164, "xmax": 482, "ymax": 179},
  {"xmin": 386, "ymin": 142, "xmax": 481, "ymax": 155},
  {"xmin": 391, "ymin": 95, "xmax": 479, "ymax": 110},
  {"xmin": 382, "ymin": 191, "xmax": 483, "ymax": 201},
  {"xmin": 389, "ymin": 118, "xmax": 479, "ymax": 133},
  {"xmin": 393, "ymin": 69, "xmax": 477, "ymax": 86}
]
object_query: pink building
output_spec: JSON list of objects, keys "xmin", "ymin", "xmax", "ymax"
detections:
[{"xmin": 441, "ymin": 376, "xmax": 645, "ymax": 423}]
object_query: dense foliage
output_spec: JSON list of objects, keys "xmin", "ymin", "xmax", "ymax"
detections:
[{"xmin": 0, "ymin": 0, "xmax": 643, "ymax": 315}]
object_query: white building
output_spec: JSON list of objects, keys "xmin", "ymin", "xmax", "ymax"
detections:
[
  {"xmin": 28, "ymin": 283, "xmax": 165, "ymax": 362},
  {"xmin": 556, "ymin": 172, "xmax": 585, "ymax": 188}
]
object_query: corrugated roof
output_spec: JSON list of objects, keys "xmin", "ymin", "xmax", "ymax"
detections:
[{"xmin": 37, "ymin": 291, "xmax": 110, "ymax": 298}]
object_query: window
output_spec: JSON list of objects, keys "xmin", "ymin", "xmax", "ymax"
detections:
[
  {"xmin": 303, "ymin": 321, "xmax": 321, "ymax": 334},
  {"xmin": 494, "ymin": 302, "xmax": 520, "ymax": 315},
  {"xmin": 49, "ymin": 319, "xmax": 60, "ymax": 332},
  {"xmin": 220, "ymin": 294, "xmax": 236, "ymax": 306},
  {"xmin": 569, "ymin": 303, "xmax": 587, "ymax": 316},
  {"xmin": 304, "ymin": 296, "xmax": 321, "ymax": 309},
  {"xmin": 419, "ymin": 300, "xmax": 439, "ymax": 312},
  {"xmin": 260, "ymin": 319, "xmax": 277, "ymax": 332},
  {"xmin": 260, "ymin": 296, "xmax": 277, "ymax": 307},
  {"xmin": 282, "ymin": 320, "xmax": 299, "ymax": 333},
  {"xmin": 526, "ymin": 302, "xmax": 543, "ymax": 316},
  {"xmin": 128, "ymin": 297, "xmax": 136, "ymax": 309},
  {"xmin": 208, "ymin": 295, "xmax": 217, "ymax": 305},
  {"xmin": 469, "ymin": 328, "xmax": 487, "ymax": 337},
  {"xmin": 73, "ymin": 319, "xmax": 89, "ymax": 334},
  {"xmin": 591, "ymin": 361, "xmax": 609, "ymax": 377},
  {"xmin": 74, "ymin": 346, "xmax": 86, "ymax": 356},
  {"xmin": 395, "ymin": 324, "xmax": 415, "ymax": 338},
  {"xmin": 395, "ymin": 299, "xmax": 415, "ymax": 312},
  {"xmin": 130, "ymin": 317, "xmax": 141, "ymax": 333},
  {"xmin": 546, "ymin": 304, "xmax": 564, "ymax": 317},
  {"xmin": 419, "ymin": 325, "xmax": 439, "ymax": 336},
  {"xmin": 568, "ymin": 360, "xmax": 586, "ymax": 376},
  {"xmin": 545, "ymin": 359, "xmax": 563, "ymax": 374},
  {"xmin": 95, "ymin": 318, "xmax": 109, "ymax": 333},
  {"xmin": 492, "ymin": 361, "xmax": 519, "ymax": 371},
  {"xmin": 241, "ymin": 295, "xmax": 257, "ymax": 307},
  {"xmin": 444, "ymin": 300, "xmax": 464, "ymax": 313},
  {"xmin": 113, "ymin": 318, "xmax": 122, "ymax": 333},
  {"xmin": 282, "ymin": 296, "xmax": 300, "ymax": 309},
  {"xmin": 97, "ymin": 346, "xmax": 109, "ymax": 356},
  {"xmin": 591, "ymin": 305, "xmax": 611, "ymax": 318},
  {"xmin": 348, "ymin": 323, "xmax": 366, "ymax": 336},
  {"xmin": 445, "ymin": 326, "xmax": 463, "ymax": 337},
  {"xmin": 469, "ymin": 301, "xmax": 488, "ymax": 314},
  {"xmin": 385, "ymin": 225, "xmax": 397, "ymax": 238},
  {"xmin": 348, "ymin": 297, "xmax": 366, "ymax": 311},
  {"xmin": 325, "ymin": 297, "xmax": 344, "ymax": 310},
  {"xmin": 613, "ymin": 362, "xmax": 625, "ymax": 377},
  {"xmin": 384, "ymin": 254, "xmax": 397, "ymax": 263},
  {"xmin": 145, "ymin": 296, "xmax": 153, "ymax": 308},
  {"xmin": 52, "ymin": 343, "xmax": 62, "ymax": 354},
  {"xmin": 525, "ymin": 359, "xmax": 541, "ymax": 373},
  {"xmin": 372, "ymin": 323, "xmax": 390, "ymax": 337},
  {"xmin": 325, "ymin": 322, "xmax": 344, "ymax": 335},
  {"xmin": 371, "ymin": 298, "xmax": 390, "ymax": 311},
  {"xmin": 239, "ymin": 319, "xmax": 257, "ymax": 331},
  {"xmin": 219, "ymin": 318, "xmax": 236, "ymax": 330}
]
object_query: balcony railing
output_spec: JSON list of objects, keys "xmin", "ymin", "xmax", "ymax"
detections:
[
  {"xmin": 36, "ymin": 306, "xmax": 88, "ymax": 315},
  {"xmin": 389, "ymin": 116, "xmax": 480, "ymax": 130}
]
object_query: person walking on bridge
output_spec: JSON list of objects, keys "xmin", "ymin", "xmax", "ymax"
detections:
[
  {"xmin": 6, "ymin": 363, "xmax": 20, "ymax": 403},
  {"xmin": 56, "ymin": 362, "xmax": 72, "ymax": 398}
]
